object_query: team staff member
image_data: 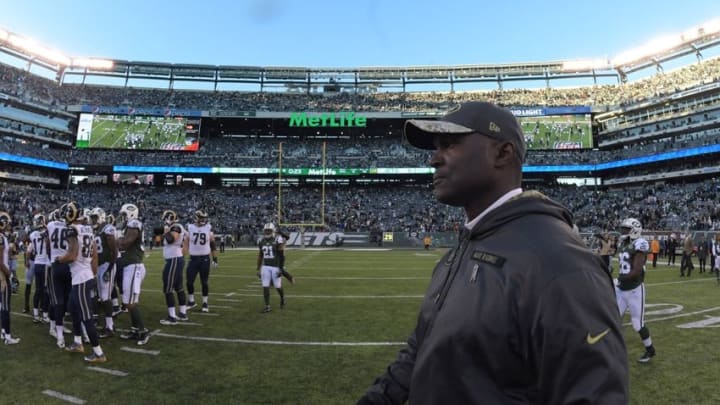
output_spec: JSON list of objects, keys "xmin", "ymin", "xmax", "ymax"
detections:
[
  {"xmin": 650, "ymin": 236, "xmax": 661, "ymax": 268},
  {"xmin": 358, "ymin": 101, "xmax": 628, "ymax": 404}
]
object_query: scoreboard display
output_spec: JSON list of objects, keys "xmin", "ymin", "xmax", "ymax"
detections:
[
  {"xmin": 75, "ymin": 113, "xmax": 200, "ymax": 151},
  {"xmin": 518, "ymin": 114, "xmax": 593, "ymax": 150}
]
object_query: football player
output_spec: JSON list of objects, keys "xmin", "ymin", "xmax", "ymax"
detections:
[
  {"xmin": 186, "ymin": 210, "xmax": 217, "ymax": 312},
  {"xmin": 106, "ymin": 213, "xmax": 123, "ymax": 316},
  {"xmin": 89, "ymin": 207, "xmax": 118, "ymax": 337},
  {"xmin": 23, "ymin": 232, "xmax": 34, "ymax": 313},
  {"xmin": 0, "ymin": 211, "xmax": 20, "ymax": 344},
  {"xmin": 55, "ymin": 202, "xmax": 107, "ymax": 363},
  {"xmin": 48, "ymin": 203, "xmax": 74, "ymax": 348},
  {"xmin": 615, "ymin": 218, "xmax": 656, "ymax": 363},
  {"xmin": 160, "ymin": 210, "xmax": 189, "ymax": 324},
  {"xmin": 275, "ymin": 228, "xmax": 295, "ymax": 284},
  {"xmin": 713, "ymin": 234, "xmax": 720, "ymax": 283},
  {"xmin": 8, "ymin": 232, "xmax": 19, "ymax": 294},
  {"xmin": 27, "ymin": 214, "xmax": 51, "ymax": 324},
  {"xmin": 117, "ymin": 203, "xmax": 150, "ymax": 345},
  {"xmin": 256, "ymin": 223, "xmax": 286, "ymax": 313}
]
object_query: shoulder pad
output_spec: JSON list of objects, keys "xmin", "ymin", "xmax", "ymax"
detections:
[
  {"xmin": 170, "ymin": 224, "xmax": 183, "ymax": 234},
  {"xmin": 104, "ymin": 224, "xmax": 116, "ymax": 235},
  {"xmin": 634, "ymin": 238, "xmax": 650, "ymax": 252},
  {"xmin": 127, "ymin": 219, "xmax": 142, "ymax": 229}
]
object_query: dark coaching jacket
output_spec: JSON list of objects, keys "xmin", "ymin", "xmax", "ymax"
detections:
[{"xmin": 359, "ymin": 191, "xmax": 629, "ymax": 405}]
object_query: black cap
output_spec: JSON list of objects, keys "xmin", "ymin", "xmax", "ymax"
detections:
[{"xmin": 403, "ymin": 101, "xmax": 526, "ymax": 162}]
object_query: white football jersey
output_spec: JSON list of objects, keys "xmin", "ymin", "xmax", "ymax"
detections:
[
  {"xmin": 0, "ymin": 233, "xmax": 8, "ymax": 268},
  {"xmin": 187, "ymin": 223, "xmax": 212, "ymax": 256},
  {"xmin": 29, "ymin": 230, "xmax": 50, "ymax": 265},
  {"xmin": 47, "ymin": 220, "xmax": 69, "ymax": 262},
  {"xmin": 69, "ymin": 224, "xmax": 95, "ymax": 285},
  {"xmin": 163, "ymin": 222, "xmax": 186, "ymax": 259}
]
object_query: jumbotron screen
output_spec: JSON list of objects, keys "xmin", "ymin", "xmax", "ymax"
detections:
[
  {"xmin": 519, "ymin": 114, "xmax": 592, "ymax": 150},
  {"xmin": 75, "ymin": 113, "xmax": 200, "ymax": 151}
]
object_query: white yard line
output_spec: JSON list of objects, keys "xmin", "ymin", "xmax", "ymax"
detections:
[
  {"xmin": 86, "ymin": 366, "xmax": 129, "ymax": 377},
  {"xmin": 152, "ymin": 331, "xmax": 405, "ymax": 346},
  {"xmin": 120, "ymin": 346, "xmax": 160, "ymax": 356},
  {"xmin": 41, "ymin": 390, "xmax": 86, "ymax": 404}
]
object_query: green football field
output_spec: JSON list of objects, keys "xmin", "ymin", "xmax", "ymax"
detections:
[
  {"xmin": 88, "ymin": 115, "xmax": 186, "ymax": 150},
  {"xmin": 520, "ymin": 114, "xmax": 593, "ymax": 150},
  {"xmin": 4, "ymin": 249, "xmax": 720, "ymax": 404}
]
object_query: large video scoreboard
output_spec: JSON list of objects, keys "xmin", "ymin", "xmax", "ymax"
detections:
[{"xmin": 75, "ymin": 113, "xmax": 200, "ymax": 151}]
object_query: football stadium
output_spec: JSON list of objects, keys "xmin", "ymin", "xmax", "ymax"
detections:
[{"xmin": 3, "ymin": 5, "xmax": 720, "ymax": 404}]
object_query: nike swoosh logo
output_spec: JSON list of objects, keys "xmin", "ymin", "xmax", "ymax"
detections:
[{"xmin": 586, "ymin": 328, "xmax": 610, "ymax": 345}]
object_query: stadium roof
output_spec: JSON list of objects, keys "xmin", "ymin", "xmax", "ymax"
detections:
[{"xmin": 1, "ymin": 18, "xmax": 719, "ymax": 89}]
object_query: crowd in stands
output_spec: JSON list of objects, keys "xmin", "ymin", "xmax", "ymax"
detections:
[
  {"xmin": 3, "ymin": 57, "xmax": 720, "ymax": 239},
  {"xmin": 2, "ymin": 179, "xmax": 720, "ymax": 245},
  {"xmin": 3, "ymin": 128, "xmax": 720, "ymax": 169},
  {"xmin": 2, "ymin": 56, "xmax": 720, "ymax": 112},
  {"xmin": 0, "ymin": 183, "xmax": 465, "ymax": 243}
]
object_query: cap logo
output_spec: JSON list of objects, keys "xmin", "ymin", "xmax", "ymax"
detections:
[{"xmin": 489, "ymin": 122, "xmax": 501, "ymax": 133}]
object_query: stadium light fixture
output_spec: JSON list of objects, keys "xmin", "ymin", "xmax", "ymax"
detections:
[
  {"xmin": 72, "ymin": 58, "xmax": 114, "ymax": 70},
  {"xmin": 561, "ymin": 59, "xmax": 611, "ymax": 72},
  {"xmin": 701, "ymin": 17, "xmax": 720, "ymax": 35},
  {"xmin": 8, "ymin": 33, "xmax": 71, "ymax": 66},
  {"xmin": 612, "ymin": 35, "xmax": 682, "ymax": 67}
]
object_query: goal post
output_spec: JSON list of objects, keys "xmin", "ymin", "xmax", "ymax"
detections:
[{"xmin": 276, "ymin": 141, "xmax": 328, "ymax": 246}]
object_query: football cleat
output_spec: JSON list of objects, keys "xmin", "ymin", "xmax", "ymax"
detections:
[
  {"xmin": 261, "ymin": 306, "xmax": 272, "ymax": 313},
  {"xmin": 638, "ymin": 347, "xmax": 656, "ymax": 363},
  {"xmin": 201, "ymin": 303, "xmax": 209, "ymax": 313},
  {"xmin": 98, "ymin": 327, "xmax": 115, "ymax": 339},
  {"xmin": 84, "ymin": 353, "xmax": 107, "ymax": 363},
  {"xmin": 177, "ymin": 312, "xmax": 189, "ymax": 321},
  {"xmin": 4, "ymin": 335, "xmax": 20, "ymax": 345},
  {"xmin": 65, "ymin": 343, "xmax": 85, "ymax": 353},
  {"xmin": 120, "ymin": 328, "xmax": 140, "ymax": 340},
  {"xmin": 160, "ymin": 317, "xmax": 178, "ymax": 325},
  {"xmin": 56, "ymin": 339, "xmax": 66, "ymax": 349},
  {"xmin": 187, "ymin": 301, "xmax": 197, "ymax": 310},
  {"xmin": 136, "ymin": 329, "xmax": 150, "ymax": 346},
  {"xmin": 280, "ymin": 299, "xmax": 286, "ymax": 309}
]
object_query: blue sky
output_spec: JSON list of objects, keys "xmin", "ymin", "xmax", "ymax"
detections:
[{"xmin": 1, "ymin": 0, "xmax": 719, "ymax": 68}]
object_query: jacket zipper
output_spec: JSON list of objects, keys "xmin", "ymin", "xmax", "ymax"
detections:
[
  {"xmin": 434, "ymin": 237, "xmax": 471, "ymax": 310},
  {"xmin": 470, "ymin": 263, "xmax": 479, "ymax": 283}
]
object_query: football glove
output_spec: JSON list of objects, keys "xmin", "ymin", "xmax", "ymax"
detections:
[{"xmin": 103, "ymin": 270, "xmax": 111, "ymax": 283}]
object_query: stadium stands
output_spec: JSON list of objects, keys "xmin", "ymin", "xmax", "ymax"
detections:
[{"xmin": 3, "ymin": 50, "xmax": 720, "ymax": 235}]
